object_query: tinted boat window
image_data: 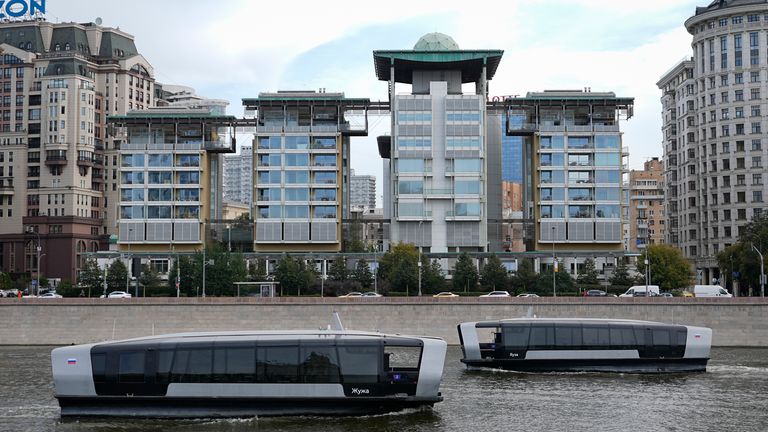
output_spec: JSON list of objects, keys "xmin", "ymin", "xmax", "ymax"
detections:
[
  {"xmin": 155, "ymin": 350, "xmax": 174, "ymax": 384},
  {"xmin": 652, "ymin": 329, "xmax": 671, "ymax": 346},
  {"xmin": 384, "ymin": 346, "xmax": 421, "ymax": 369},
  {"xmin": 609, "ymin": 326, "xmax": 637, "ymax": 349},
  {"xmin": 186, "ymin": 349, "xmax": 213, "ymax": 383},
  {"xmin": 554, "ymin": 325, "xmax": 581, "ymax": 348},
  {"xmin": 529, "ymin": 325, "xmax": 554, "ymax": 349},
  {"xmin": 118, "ymin": 351, "xmax": 145, "ymax": 383},
  {"xmin": 213, "ymin": 346, "xmax": 257, "ymax": 383},
  {"xmin": 338, "ymin": 344, "xmax": 379, "ymax": 384},
  {"xmin": 300, "ymin": 345, "xmax": 340, "ymax": 383},
  {"xmin": 502, "ymin": 325, "xmax": 530, "ymax": 350},
  {"xmin": 91, "ymin": 352, "xmax": 106, "ymax": 384},
  {"xmin": 259, "ymin": 346, "xmax": 299, "ymax": 383},
  {"xmin": 170, "ymin": 349, "xmax": 190, "ymax": 383}
]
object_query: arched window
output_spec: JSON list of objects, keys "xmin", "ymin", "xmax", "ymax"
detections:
[
  {"xmin": 76, "ymin": 240, "xmax": 87, "ymax": 270},
  {"xmin": 54, "ymin": 43, "xmax": 60, "ymax": 51},
  {"xmin": 64, "ymin": 43, "xmax": 70, "ymax": 51}
]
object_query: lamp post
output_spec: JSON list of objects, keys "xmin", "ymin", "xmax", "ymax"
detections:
[
  {"xmin": 27, "ymin": 227, "xmax": 42, "ymax": 296},
  {"xmin": 374, "ymin": 244, "xmax": 378, "ymax": 295},
  {"xmin": 751, "ymin": 243, "xmax": 765, "ymax": 297},
  {"xmin": 226, "ymin": 224, "xmax": 231, "ymax": 253},
  {"xmin": 418, "ymin": 221, "xmax": 423, "ymax": 297},
  {"xmin": 125, "ymin": 228, "xmax": 133, "ymax": 292},
  {"xmin": 551, "ymin": 226, "xmax": 556, "ymax": 297}
]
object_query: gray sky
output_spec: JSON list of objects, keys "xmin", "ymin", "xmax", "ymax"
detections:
[{"xmin": 47, "ymin": 0, "xmax": 703, "ymax": 201}]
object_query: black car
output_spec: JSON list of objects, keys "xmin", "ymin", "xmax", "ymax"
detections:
[{"xmin": 584, "ymin": 289, "xmax": 608, "ymax": 297}]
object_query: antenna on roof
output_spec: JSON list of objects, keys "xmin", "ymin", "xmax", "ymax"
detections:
[{"xmin": 331, "ymin": 311, "xmax": 345, "ymax": 331}]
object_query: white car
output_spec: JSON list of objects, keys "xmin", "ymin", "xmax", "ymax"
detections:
[
  {"xmin": 338, "ymin": 292, "xmax": 363, "ymax": 298},
  {"xmin": 361, "ymin": 292, "xmax": 383, "ymax": 297},
  {"xmin": 105, "ymin": 291, "xmax": 132, "ymax": 298},
  {"xmin": 479, "ymin": 291, "xmax": 511, "ymax": 298},
  {"xmin": 38, "ymin": 292, "xmax": 63, "ymax": 298},
  {"xmin": 516, "ymin": 293, "xmax": 540, "ymax": 298}
]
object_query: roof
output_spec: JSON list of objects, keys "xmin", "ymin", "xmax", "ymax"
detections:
[
  {"xmin": 242, "ymin": 92, "xmax": 371, "ymax": 109},
  {"xmin": 107, "ymin": 109, "xmax": 236, "ymax": 125},
  {"xmin": 413, "ymin": 32, "xmax": 459, "ymax": 50},
  {"xmin": 694, "ymin": 0, "xmax": 768, "ymax": 16},
  {"xmin": 373, "ymin": 49, "xmax": 504, "ymax": 83},
  {"xmin": 506, "ymin": 91, "xmax": 635, "ymax": 108},
  {"xmin": 471, "ymin": 318, "xmax": 690, "ymax": 327}
]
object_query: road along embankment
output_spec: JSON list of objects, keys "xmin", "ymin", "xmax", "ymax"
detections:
[{"xmin": 2, "ymin": 297, "xmax": 766, "ymax": 346}]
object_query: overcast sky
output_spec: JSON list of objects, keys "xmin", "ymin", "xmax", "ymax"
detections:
[{"xmin": 48, "ymin": 0, "xmax": 704, "ymax": 200}]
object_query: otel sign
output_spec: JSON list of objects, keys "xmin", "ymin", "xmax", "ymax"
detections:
[{"xmin": 0, "ymin": 0, "xmax": 46, "ymax": 19}]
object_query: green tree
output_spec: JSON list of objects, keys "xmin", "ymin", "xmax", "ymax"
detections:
[
  {"xmin": 167, "ymin": 255, "xmax": 200, "ymax": 297},
  {"xmin": 715, "ymin": 214, "xmax": 768, "ymax": 295},
  {"xmin": 576, "ymin": 258, "xmax": 600, "ymax": 286},
  {"xmin": 248, "ymin": 259, "xmax": 267, "ymax": 281},
  {"xmin": 352, "ymin": 258, "xmax": 374, "ymax": 289},
  {"xmin": 274, "ymin": 255, "xmax": 316, "ymax": 296},
  {"xmin": 56, "ymin": 280, "xmax": 76, "ymax": 297},
  {"xmin": 0, "ymin": 272, "xmax": 11, "ymax": 290},
  {"xmin": 636, "ymin": 244, "xmax": 692, "ymax": 290},
  {"xmin": 139, "ymin": 264, "xmax": 162, "ymax": 296},
  {"xmin": 480, "ymin": 254, "xmax": 508, "ymax": 291},
  {"xmin": 106, "ymin": 260, "xmax": 128, "ymax": 292},
  {"xmin": 328, "ymin": 256, "xmax": 349, "ymax": 282},
  {"xmin": 421, "ymin": 257, "xmax": 446, "ymax": 294},
  {"xmin": 199, "ymin": 246, "xmax": 248, "ymax": 296},
  {"xmin": 535, "ymin": 261, "xmax": 576, "ymax": 295},
  {"xmin": 608, "ymin": 259, "xmax": 635, "ymax": 287},
  {"xmin": 510, "ymin": 259, "xmax": 538, "ymax": 294},
  {"xmin": 378, "ymin": 242, "xmax": 419, "ymax": 294},
  {"xmin": 453, "ymin": 252, "xmax": 479, "ymax": 293},
  {"xmin": 78, "ymin": 258, "xmax": 104, "ymax": 297}
]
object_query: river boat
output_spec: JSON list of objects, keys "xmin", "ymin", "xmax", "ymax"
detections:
[
  {"xmin": 457, "ymin": 318, "xmax": 711, "ymax": 373},
  {"xmin": 52, "ymin": 317, "xmax": 446, "ymax": 417}
]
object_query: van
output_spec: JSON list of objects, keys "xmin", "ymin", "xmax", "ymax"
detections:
[
  {"xmin": 693, "ymin": 285, "xmax": 732, "ymax": 298},
  {"xmin": 619, "ymin": 285, "xmax": 660, "ymax": 297}
]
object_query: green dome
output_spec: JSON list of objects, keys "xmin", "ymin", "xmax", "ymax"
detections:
[{"xmin": 413, "ymin": 32, "xmax": 459, "ymax": 51}]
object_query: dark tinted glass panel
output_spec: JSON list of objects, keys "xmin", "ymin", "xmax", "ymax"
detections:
[
  {"xmin": 675, "ymin": 329, "xmax": 688, "ymax": 347},
  {"xmin": 91, "ymin": 352, "xmax": 106, "ymax": 383},
  {"xmin": 529, "ymin": 325, "xmax": 554, "ymax": 349},
  {"xmin": 652, "ymin": 329, "xmax": 671, "ymax": 346},
  {"xmin": 118, "ymin": 351, "xmax": 145, "ymax": 383},
  {"xmin": 300, "ymin": 345, "xmax": 340, "ymax": 383},
  {"xmin": 186, "ymin": 349, "xmax": 213, "ymax": 383},
  {"xmin": 259, "ymin": 346, "xmax": 299, "ymax": 383},
  {"xmin": 633, "ymin": 326, "xmax": 646, "ymax": 345},
  {"xmin": 582, "ymin": 326, "xmax": 610, "ymax": 347},
  {"xmin": 384, "ymin": 346, "xmax": 421, "ymax": 369},
  {"xmin": 212, "ymin": 345, "xmax": 257, "ymax": 383},
  {"xmin": 338, "ymin": 344, "xmax": 380, "ymax": 384},
  {"xmin": 503, "ymin": 325, "xmax": 530, "ymax": 349},
  {"xmin": 170, "ymin": 349, "xmax": 190, "ymax": 383},
  {"xmin": 609, "ymin": 326, "xmax": 637, "ymax": 349},
  {"xmin": 155, "ymin": 350, "xmax": 173, "ymax": 384},
  {"xmin": 554, "ymin": 325, "xmax": 581, "ymax": 348}
]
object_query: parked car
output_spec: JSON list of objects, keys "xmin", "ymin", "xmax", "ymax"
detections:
[
  {"xmin": 479, "ymin": 291, "xmax": 511, "ymax": 298},
  {"xmin": 682, "ymin": 291, "xmax": 694, "ymax": 297},
  {"xmin": 338, "ymin": 292, "xmax": 363, "ymax": 298},
  {"xmin": 584, "ymin": 289, "xmax": 608, "ymax": 297},
  {"xmin": 619, "ymin": 285, "xmax": 660, "ymax": 297},
  {"xmin": 516, "ymin": 293, "xmax": 540, "ymax": 298},
  {"xmin": 103, "ymin": 291, "xmax": 132, "ymax": 298},
  {"xmin": 433, "ymin": 292, "xmax": 459, "ymax": 298},
  {"xmin": 38, "ymin": 292, "xmax": 63, "ymax": 298},
  {"xmin": 692, "ymin": 285, "xmax": 732, "ymax": 298},
  {"xmin": 659, "ymin": 292, "xmax": 674, "ymax": 298},
  {"xmin": 361, "ymin": 292, "xmax": 383, "ymax": 297}
]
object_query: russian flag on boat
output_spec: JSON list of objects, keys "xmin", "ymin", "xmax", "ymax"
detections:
[{"xmin": 67, "ymin": 358, "xmax": 77, "ymax": 365}]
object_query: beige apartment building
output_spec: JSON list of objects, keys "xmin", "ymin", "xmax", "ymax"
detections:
[
  {"xmin": 629, "ymin": 157, "xmax": 665, "ymax": 251},
  {"xmin": 0, "ymin": 18, "xmax": 155, "ymax": 285}
]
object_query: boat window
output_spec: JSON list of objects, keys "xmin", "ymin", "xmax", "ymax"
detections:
[
  {"xmin": 91, "ymin": 352, "xmax": 106, "ymax": 383},
  {"xmin": 554, "ymin": 325, "xmax": 581, "ymax": 348},
  {"xmin": 171, "ymin": 348, "xmax": 213, "ymax": 383},
  {"xmin": 258, "ymin": 346, "xmax": 299, "ymax": 383},
  {"xmin": 529, "ymin": 325, "xmax": 554, "ymax": 350},
  {"xmin": 675, "ymin": 329, "xmax": 687, "ymax": 346},
  {"xmin": 609, "ymin": 326, "xmax": 637, "ymax": 349},
  {"xmin": 300, "ymin": 345, "xmax": 340, "ymax": 383},
  {"xmin": 384, "ymin": 346, "xmax": 421, "ymax": 370},
  {"xmin": 652, "ymin": 329, "xmax": 671, "ymax": 346},
  {"xmin": 118, "ymin": 351, "xmax": 145, "ymax": 383},
  {"xmin": 213, "ymin": 345, "xmax": 257, "ymax": 383},
  {"xmin": 502, "ymin": 325, "xmax": 530, "ymax": 350},
  {"xmin": 155, "ymin": 349, "xmax": 174, "ymax": 384},
  {"xmin": 338, "ymin": 344, "xmax": 380, "ymax": 384},
  {"xmin": 582, "ymin": 326, "xmax": 610, "ymax": 347},
  {"xmin": 633, "ymin": 326, "xmax": 646, "ymax": 346}
]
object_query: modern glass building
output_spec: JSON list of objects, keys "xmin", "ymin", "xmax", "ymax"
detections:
[
  {"xmin": 242, "ymin": 91, "xmax": 369, "ymax": 252},
  {"xmin": 374, "ymin": 33, "xmax": 503, "ymax": 254}
]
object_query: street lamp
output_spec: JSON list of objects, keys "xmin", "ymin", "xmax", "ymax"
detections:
[
  {"xmin": 226, "ymin": 224, "xmax": 232, "ymax": 253},
  {"xmin": 125, "ymin": 228, "xmax": 133, "ymax": 292},
  {"xmin": 751, "ymin": 243, "xmax": 765, "ymax": 297},
  {"xmin": 418, "ymin": 221, "xmax": 423, "ymax": 297},
  {"xmin": 374, "ymin": 244, "xmax": 378, "ymax": 295},
  {"xmin": 27, "ymin": 227, "xmax": 42, "ymax": 296},
  {"xmin": 551, "ymin": 226, "xmax": 556, "ymax": 297}
]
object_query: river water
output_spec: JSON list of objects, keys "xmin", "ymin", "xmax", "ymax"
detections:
[{"xmin": 1, "ymin": 346, "xmax": 766, "ymax": 432}]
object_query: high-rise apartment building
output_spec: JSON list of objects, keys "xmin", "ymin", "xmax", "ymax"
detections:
[
  {"xmin": 108, "ymin": 109, "xmax": 236, "ymax": 259},
  {"xmin": 506, "ymin": 90, "xmax": 633, "ymax": 271},
  {"xmin": 349, "ymin": 169, "xmax": 376, "ymax": 212},
  {"xmin": 629, "ymin": 157, "xmax": 665, "ymax": 251},
  {"xmin": 223, "ymin": 145, "xmax": 253, "ymax": 206},
  {"xmin": 374, "ymin": 33, "xmax": 503, "ymax": 254},
  {"xmin": 243, "ymin": 91, "xmax": 369, "ymax": 252},
  {"xmin": 0, "ymin": 19, "xmax": 155, "ymax": 284},
  {"xmin": 660, "ymin": 1, "xmax": 768, "ymax": 283}
]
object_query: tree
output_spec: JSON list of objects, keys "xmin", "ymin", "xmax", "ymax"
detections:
[
  {"xmin": 0, "ymin": 272, "xmax": 11, "ymax": 291},
  {"xmin": 453, "ymin": 252, "xmax": 479, "ymax": 293},
  {"xmin": 352, "ymin": 258, "xmax": 374, "ymax": 289},
  {"xmin": 139, "ymin": 264, "xmax": 162, "ymax": 296},
  {"xmin": 716, "ymin": 214, "xmax": 768, "ymax": 295},
  {"xmin": 328, "ymin": 256, "xmax": 349, "ymax": 282},
  {"xmin": 480, "ymin": 255, "xmax": 508, "ymax": 291},
  {"xmin": 199, "ymin": 246, "xmax": 248, "ymax": 296},
  {"xmin": 167, "ymin": 255, "xmax": 200, "ymax": 297},
  {"xmin": 106, "ymin": 260, "xmax": 128, "ymax": 292},
  {"xmin": 421, "ymin": 257, "xmax": 446, "ymax": 294},
  {"xmin": 56, "ymin": 280, "xmax": 76, "ymax": 297},
  {"xmin": 576, "ymin": 258, "xmax": 600, "ymax": 286},
  {"xmin": 378, "ymin": 242, "xmax": 419, "ymax": 294},
  {"xmin": 248, "ymin": 259, "xmax": 267, "ymax": 281},
  {"xmin": 636, "ymin": 244, "xmax": 692, "ymax": 290},
  {"xmin": 78, "ymin": 258, "xmax": 104, "ymax": 297},
  {"xmin": 274, "ymin": 255, "xmax": 316, "ymax": 296},
  {"xmin": 510, "ymin": 259, "xmax": 538, "ymax": 294},
  {"xmin": 534, "ymin": 261, "xmax": 576, "ymax": 295},
  {"xmin": 608, "ymin": 259, "xmax": 634, "ymax": 287}
]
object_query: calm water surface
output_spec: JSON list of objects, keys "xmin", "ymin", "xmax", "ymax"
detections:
[{"xmin": 1, "ymin": 346, "xmax": 766, "ymax": 432}]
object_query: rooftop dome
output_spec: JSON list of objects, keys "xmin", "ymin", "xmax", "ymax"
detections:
[{"xmin": 413, "ymin": 32, "xmax": 459, "ymax": 51}]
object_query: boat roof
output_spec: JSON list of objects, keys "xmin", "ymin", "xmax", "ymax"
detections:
[
  {"xmin": 87, "ymin": 330, "xmax": 442, "ymax": 347},
  {"xmin": 469, "ymin": 318, "xmax": 690, "ymax": 327}
]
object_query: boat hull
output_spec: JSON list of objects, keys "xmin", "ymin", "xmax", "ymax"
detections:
[
  {"xmin": 461, "ymin": 357, "xmax": 708, "ymax": 374},
  {"xmin": 57, "ymin": 395, "xmax": 442, "ymax": 418}
]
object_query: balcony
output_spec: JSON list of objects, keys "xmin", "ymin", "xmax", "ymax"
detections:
[
  {"xmin": 77, "ymin": 156, "xmax": 94, "ymax": 167},
  {"xmin": 45, "ymin": 156, "xmax": 67, "ymax": 166},
  {"xmin": 0, "ymin": 183, "xmax": 14, "ymax": 195}
]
